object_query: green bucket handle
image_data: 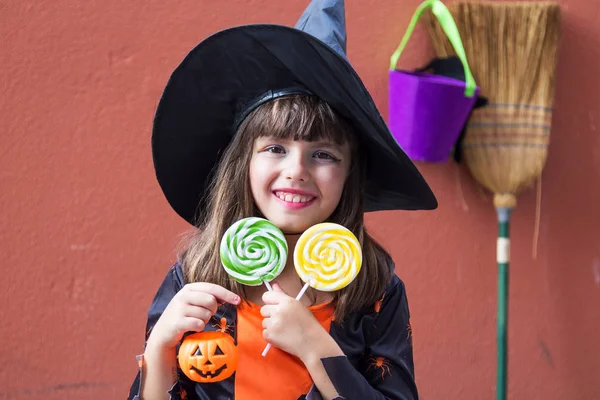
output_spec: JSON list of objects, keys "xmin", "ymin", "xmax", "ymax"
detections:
[{"xmin": 389, "ymin": 0, "xmax": 477, "ymax": 97}]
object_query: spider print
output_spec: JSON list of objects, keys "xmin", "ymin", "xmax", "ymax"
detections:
[
  {"xmin": 368, "ymin": 356, "xmax": 392, "ymax": 380},
  {"xmin": 407, "ymin": 319, "xmax": 412, "ymax": 339},
  {"xmin": 374, "ymin": 293, "xmax": 385, "ymax": 313},
  {"xmin": 212, "ymin": 317, "xmax": 233, "ymax": 334},
  {"xmin": 176, "ymin": 386, "xmax": 188, "ymax": 400}
]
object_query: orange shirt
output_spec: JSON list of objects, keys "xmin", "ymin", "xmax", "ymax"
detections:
[{"xmin": 234, "ymin": 301, "xmax": 334, "ymax": 400}]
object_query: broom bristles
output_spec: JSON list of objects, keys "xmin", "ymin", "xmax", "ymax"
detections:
[{"xmin": 424, "ymin": 2, "xmax": 560, "ymax": 204}]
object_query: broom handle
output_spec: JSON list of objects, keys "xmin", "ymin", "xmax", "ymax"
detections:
[
  {"xmin": 389, "ymin": 0, "xmax": 477, "ymax": 97},
  {"xmin": 496, "ymin": 205, "xmax": 512, "ymax": 400}
]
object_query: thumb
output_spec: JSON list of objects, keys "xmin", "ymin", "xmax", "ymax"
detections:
[{"xmin": 272, "ymin": 282, "xmax": 286, "ymax": 294}]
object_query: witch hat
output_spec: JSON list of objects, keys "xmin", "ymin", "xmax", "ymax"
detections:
[{"xmin": 152, "ymin": 0, "xmax": 438, "ymax": 225}]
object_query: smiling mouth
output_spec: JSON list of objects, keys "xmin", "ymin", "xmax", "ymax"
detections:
[
  {"xmin": 273, "ymin": 191, "xmax": 316, "ymax": 203},
  {"xmin": 190, "ymin": 364, "xmax": 227, "ymax": 378}
]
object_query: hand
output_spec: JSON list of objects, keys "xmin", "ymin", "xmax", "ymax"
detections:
[
  {"xmin": 147, "ymin": 282, "xmax": 240, "ymax": 350},
  {"xmin": 261, "ymin": 283, "xmax": 337, "ymax": 361}
]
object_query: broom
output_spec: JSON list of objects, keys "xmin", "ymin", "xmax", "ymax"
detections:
[{"xmin": 423, "ymin": 2, "xmax": 560, "ymax": 399}]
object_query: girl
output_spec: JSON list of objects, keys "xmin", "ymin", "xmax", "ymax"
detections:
[{"xmin": 129, "ymin": 1, "xmax": 437, "ymax": 399}]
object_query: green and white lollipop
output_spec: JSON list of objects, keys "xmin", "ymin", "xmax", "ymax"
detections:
[{"xmin": 220, "ymin": 217, "xmax": 288, "ymax": 288}]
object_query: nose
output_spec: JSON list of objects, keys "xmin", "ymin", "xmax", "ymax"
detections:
[{"xmin": 284, "ymin": 151, "xmax": 310, "ymax": 182}]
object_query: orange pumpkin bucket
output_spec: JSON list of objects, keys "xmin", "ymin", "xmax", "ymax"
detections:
[{"xmin": 178, "ymin": 331, "xmax": 239, "ymax": 383}]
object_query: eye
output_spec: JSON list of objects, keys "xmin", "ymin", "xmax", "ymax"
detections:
[
  {"xmin": 314, "ymin": 151, "xmax": 339, "ymax": 161},
  {"xmin": 264, "ymin": 145, "xmax": 286, "ymax": 154}
]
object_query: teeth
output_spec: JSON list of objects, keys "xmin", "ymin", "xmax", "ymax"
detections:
[{"xmin": 275, "ymin": 192, "xmax": 313, "ymax": 203}]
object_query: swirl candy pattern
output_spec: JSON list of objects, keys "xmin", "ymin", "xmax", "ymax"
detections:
[
  {"xmin": 220, "ymin": 217, "xmax": 288, "ymax": 286},
  {"xmin": 294, "ymin": 222, "xmax": 362, "ymax": 291}
]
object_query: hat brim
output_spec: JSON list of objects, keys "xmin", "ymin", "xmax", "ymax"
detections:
[{"xmin": 152, "ymin": 24, "xmax": 437, "ymax": 225}]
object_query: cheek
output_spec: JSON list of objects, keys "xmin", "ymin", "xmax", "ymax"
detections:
[
  {"xmin": 248, "ymin": 159, "xmax": 262, "ymax": 193},
  {"xmin": 331, "ymin": 166, "xmax": 350, "ymax": 190},
  {"xmin": 249, "ymin": 158, "xmax": 273, "ymax": 208},
  {"xmin": 250, "ymin": 157, "xmax": 279, "ymax": 188},
  {"xmin": 319, "ymin": 168, "xmax": 348, "ymax": 201}
]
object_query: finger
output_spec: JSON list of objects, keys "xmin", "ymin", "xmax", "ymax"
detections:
[
  {"xmin": 272, "ymin": 282, "xmax": 286, "ymax": 294},
  {"xmin": 260, "ymin": 305, "xmax": 274, "ymax": 318},
  {"xmin": 262, "ymin": 318, "xmax": 270, "ymax": 329},
  {"xmin": 178, "ymin": 317, "xmax": 205, "ymax": 333},
  {"xmin": 185, "ymin": 282, "xmax": 241, "ymax": 305},
  {"xmin": 183, "ymin": 291, "xmax": 219, "ymax": 315},
  {"xmin": 184, "ymin": 305, "xmax": 213, "ymax": 322},
  {"xmin": 262, "ymin": 290, "xmax": 288, "ymax": 305}
]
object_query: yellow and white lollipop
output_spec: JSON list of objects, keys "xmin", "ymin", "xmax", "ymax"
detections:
[{"xmin": 293, "ymin": 222, "xmax": 362, "ymax": 296}]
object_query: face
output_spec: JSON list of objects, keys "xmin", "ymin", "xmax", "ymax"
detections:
[{"xmin": 249, "ymin": 136, "xmax": 351, "ymax": 234}]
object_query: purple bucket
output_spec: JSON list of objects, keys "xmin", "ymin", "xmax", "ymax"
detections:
[
  {"xmin": 388, "ymin": 69, "xmax": 480, "ymax": 162},
  {"xmin": 388, "ymin": 0, "xmax": 480, "ymax": 162}
]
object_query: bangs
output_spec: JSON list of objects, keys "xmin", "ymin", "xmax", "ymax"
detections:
[{"xmin": 242, "ymin": 95, "xmax": 354, "ymax": 146}]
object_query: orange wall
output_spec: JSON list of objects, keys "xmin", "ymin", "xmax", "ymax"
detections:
[{"xmin": 1, "ymin": 0, "xmax": 599, "ymax": 398}]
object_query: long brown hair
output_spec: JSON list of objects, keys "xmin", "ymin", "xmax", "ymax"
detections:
[{"xmin": 179, "ymin": 94, "xmax": 394, "ymax": 321}]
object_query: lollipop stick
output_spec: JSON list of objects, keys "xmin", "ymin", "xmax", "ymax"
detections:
[
  {"xmin": 262, "ymin": 343, "xmax": 272, "ymax": 357},
  {"xmin": 294, "ymin": 281, "xmax": 310, "ymax": 301},
  {"xmin": 260, "ymin": 281, "xmax": 274, "ymax": 355},
  {"xmin": 261, "ymin": 281, "xmax": 311, "ymax": 357},
  {"xmin": 260, "ymin": 280, "xmax": 274, "ymax": 357}
]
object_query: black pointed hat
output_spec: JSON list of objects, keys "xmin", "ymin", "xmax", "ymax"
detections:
[{"xmin": 152, "ymin": 0, "xmax": 438, "ymax": 225}]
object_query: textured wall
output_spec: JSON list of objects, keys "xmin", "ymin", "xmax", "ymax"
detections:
[{"xmin": 1, "ymin": 0, "xmax": 599, "ymax": 398}]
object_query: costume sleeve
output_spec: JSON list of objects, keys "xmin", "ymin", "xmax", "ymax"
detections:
[
  {"xmin": 306, "ymin": 275, "xmax": 418, "ymax": 400},
  {"xmin": 127, "ymin": 263, "xmax": 196, "ymax": 400}
]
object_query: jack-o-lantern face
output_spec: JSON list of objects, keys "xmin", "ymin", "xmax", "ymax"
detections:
[{"xmin": 178, "ymin": 331, "xmax": 238, "ymax": 383}]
